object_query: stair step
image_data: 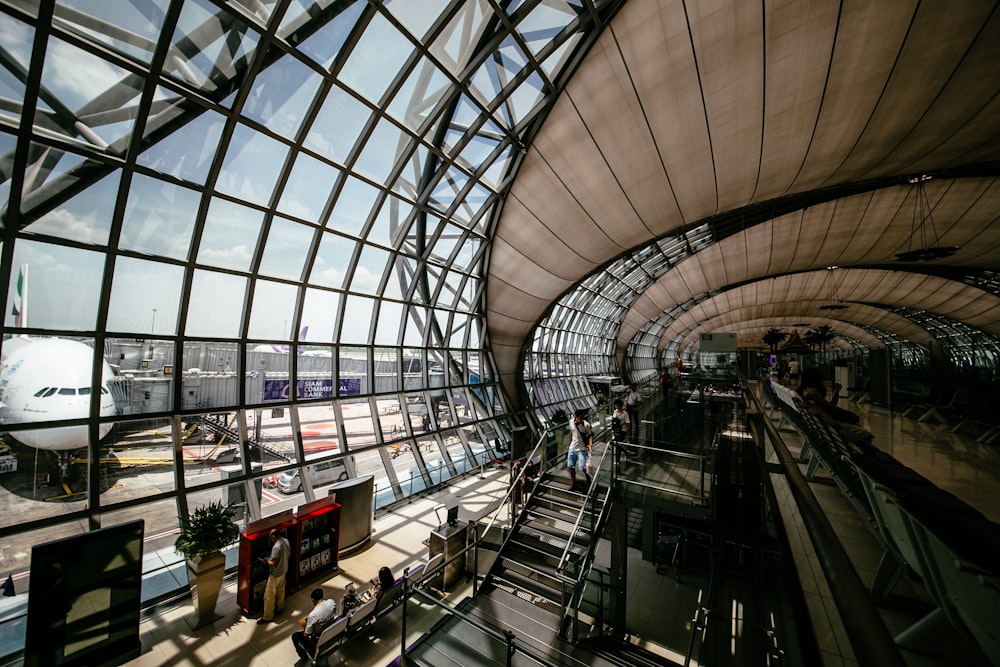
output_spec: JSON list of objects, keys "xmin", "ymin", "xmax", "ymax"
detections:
[
  {"xmin": 526, "ymin": 503, "xmax": 587, "ymax": 525},
  {"xmin": 578, "ymin": 635, "xmax": 684, "ymax": 667},
  {"xmin": 510, "ymin": 529, "xmax": 576, "ymax": 561},
  {"xmin": 521, "ymin": 516, "xmax": 574, "ymax": 540},
  {"xmin": 491, "ymin": 566, "xmax": 562, "ymax": 606},
  {"xmin": 504, "ymin": 542, "xmax": 562, "ymax": 572}
]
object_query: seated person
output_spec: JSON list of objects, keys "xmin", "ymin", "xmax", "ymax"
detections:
[
  {"xmin": 291, "ymin": 588, "xmax": 337, "ymax": 661},
  {"xmin": 341, "ymin": 581, "xmax": 363, "ymax": 613},
  {"xmin": 796, "ymin": 367, "xmax": 861, "ymax": 425},
  {"xmin": 368, "ymin": 566, "xmax": 395, "ymax": 600},
  {"xmin": 522, "ymin": 459, "xmax": 537, "ymax": 489}
]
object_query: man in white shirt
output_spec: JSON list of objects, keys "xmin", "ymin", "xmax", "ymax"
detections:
[
  {"xmin": 292, "ymin": 588, "xmax": 338, "ymax": 660},
  {"xmin": 567, "ymin": 409, "xmax": 593, "ymax": 491},
  {"xmin": 624, "ymin": 385, "xmax": 641, "ymax": 432},
  {"xmin": 788, "ymin": 358, "xmax": 801, "ymax": 382}
]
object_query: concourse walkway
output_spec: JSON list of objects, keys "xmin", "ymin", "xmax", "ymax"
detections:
[
  {"xmin": 758, "ymin": 381, "xmax": 1000, "ymax": 667},
  {"xmin": 107, "ymin": 387, "xmax": 1000, "ymax": 667}
]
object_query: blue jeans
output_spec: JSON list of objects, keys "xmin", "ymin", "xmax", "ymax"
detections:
[{"xmin": 567, "ymin": 448, "xmax": 587, "ymax": 472}]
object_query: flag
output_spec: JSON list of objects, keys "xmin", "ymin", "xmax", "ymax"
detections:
[
  {"xmin": 10, "ymin": 265, "xmax": 26, "ymax": 327},
  {"xmin": 10, "ymin": 268, "xmax": 21, "ymax": 319},
  {"xmin": 1, "ymin": 573, "xmax": 14, "ymax": 597}
]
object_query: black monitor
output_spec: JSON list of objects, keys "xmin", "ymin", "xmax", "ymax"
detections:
[
  {"xmin": 25, "ymin": 520, "xmax": 144, "ymax": 667},
  {"xmin": 446, "ymin": 505, "xmax": 459, "ymax": 527}
]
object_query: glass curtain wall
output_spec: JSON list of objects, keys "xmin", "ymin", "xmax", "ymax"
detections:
[{"xmin": 0, "ymin": 0, "xmax": 618, "ymax": 591}]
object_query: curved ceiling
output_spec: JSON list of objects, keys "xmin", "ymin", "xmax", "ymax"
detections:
[
  {"xmin": 487, "ymin": 0, "xmax": 1000, "ymax": 400},
  {"xmin": 675, "ymin": 315, "xmax": 896, "ymax": 355},
  {"xmin": 657, "ymin": 268, "xmax": 1000, "ymax": 349}
]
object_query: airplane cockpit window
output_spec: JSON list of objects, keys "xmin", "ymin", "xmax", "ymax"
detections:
[
  {"xmin": 43, "ymin": 388, "xmax": 58, "ymax": 398},
  {"xmin": 58, "ymin": 388, "xmax": 76, "ymax": 396},
  {"xmin": 79, "ymin": 388, "xmax": 91, "ymax": 395},
  {"xmin": 33, "ymin": 388, "xmax": 51, "ymax": 397}
]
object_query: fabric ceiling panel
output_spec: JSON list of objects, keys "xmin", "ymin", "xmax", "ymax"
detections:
[
  {"xmin": 488, "ymin": 1, "xmax": 1000, "ymax": 402},
  {"xmin": 743, "ymin": 219, "xmax": 776, "ymax": 276},
  {"xmin": 490, "ymin": 201, "xmax": 592, "ymax": 289},
  {"xmin": 615, "ymin": 0, "xmax": 716, "ymax": 222},
  {"xmin": 845, "ymin": 4, "xmax": 1000, "ymax": 177},
  {"xmin": 849, "ymin": 189, "xmax": 914, "ymax": 265},
  {"xmin": 766, "ymin": 212, "xmax": 808, "ymax": 273},
  {"xmin": 527, "ymin": 95, "xmax": 673, "ymax": 245},
  {"xmin": 501, "ymin": 167, "xmax": 621, "ymax": 267},
  {"xmin": 613, "ymin": 179, "xmax": 1000, "ymax": 360},
  {"xmin": 566, "ymin": 35, "xmax": 682, "ymax": 235},
  {"xmin": 812, "ymin": 198, "xmax": 870, "ymax": 268},
  {"xmin": 688, "ymin": 0, "xmax": 765, "ymax": 211},
  {"xmin": 754, "ymin": 0, "xmax": 840, "ymax": 199},
  {"xmin": 684, "ymin": 245, "xmax": 725, "ymax": 296},
  {"xmin": 793, "ymin": 1, "xmax": 916, "ymax": 186}
]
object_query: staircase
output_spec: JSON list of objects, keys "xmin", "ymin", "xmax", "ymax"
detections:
[
  {"xmin": 191, "ymin": 414, "xmax": 291, "ymax": 463},
  {"xmin": 487, "ymin": 469, "xmax": 606, "ymax": 620},
  {"xmin": 404, "ymin": 453, "xmax": 622, "ymax": 666}
]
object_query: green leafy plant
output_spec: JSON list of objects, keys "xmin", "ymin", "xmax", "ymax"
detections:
[
  {"xmin": 175, "ymin": 501, "xmax": 241, "ymax": 560},
  {"xmin": 762, "ymin": 328, "xmax": 787, "ymax": 354}
]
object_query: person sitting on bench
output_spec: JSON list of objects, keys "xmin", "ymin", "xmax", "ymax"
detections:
[
  {"xmin": 368, "ymin": 566, "xmax": 395, "ymax": 600},
  {"xmin": 291, "ymin": 588, "xmax": 337, "ymax": 661}
]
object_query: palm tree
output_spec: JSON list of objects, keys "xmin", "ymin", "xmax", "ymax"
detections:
[
  {"xmin": 806, "ymin": 325, "xmax": 837, "ymax": 375},
  {"xmin": 762, "ymin": 328, "xmax": 787, "ymax": 355},
  {"xmin": 803, "ymin": 328, "xmax": 821, "ymax": 350}
]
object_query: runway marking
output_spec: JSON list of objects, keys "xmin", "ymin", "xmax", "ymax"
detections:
[{"xmin": 148, "ymin": 527, "xmax": 180, "ymax": 541}]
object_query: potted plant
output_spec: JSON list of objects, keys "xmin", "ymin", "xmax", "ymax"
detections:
[{"xmin": 175, "ymin": 501, "xmax": 241, "ymax": 624}]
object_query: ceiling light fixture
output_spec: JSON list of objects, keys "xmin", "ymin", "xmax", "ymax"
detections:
[
  {"xmin": 894, "ymin": 175, "xmax": 959, "ymax": 262},
  {"xmin": 818, "ymin": 266, "xmax": 847, "ymax": 310}
]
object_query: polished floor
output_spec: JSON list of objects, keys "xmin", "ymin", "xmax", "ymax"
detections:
[
  {"xmin": 124, "ymin": 470, "xmax": 514, "ymax": 667},
  {"xmin": 761, "ymin": 383, "xmax": 1000, "ymax": 667},
  {"xmin": 118, "ymin": 390, "xmax": 1000, "ymax": 667}
]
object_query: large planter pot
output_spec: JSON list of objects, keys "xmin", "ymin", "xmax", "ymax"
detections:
[{"xmin": 187, "ymin": 551, "xmax": 226, "ymax": 623}]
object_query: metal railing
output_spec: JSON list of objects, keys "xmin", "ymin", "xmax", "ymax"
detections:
[
  {"xmin": 744, "ymin": 383, "xmax": 906, "ymax": 667},
  {"xmin": 552, "ymin": 439, "xmax": 616, "ymax": 641}
]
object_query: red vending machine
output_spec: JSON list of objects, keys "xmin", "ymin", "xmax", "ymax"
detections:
[
  {"xmin": 291, "ymin": 496, "xmax": 341, "ymax": 588},
  {"xmin": 236, "ymin": 510, "xmax": 297, "ymax": 616}
]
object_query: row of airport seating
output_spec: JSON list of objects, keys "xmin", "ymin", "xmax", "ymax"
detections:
[
  {"xmin": 309, "ymin": 554, "xmax": 444, "ymax": 664},
  {"xmin": 894, "ymin": 382, "xmax": 1000, "ymax": 445},
  {"xmin": 768, "ymin": 381, "xmax": 1000, "ymax": 664}
]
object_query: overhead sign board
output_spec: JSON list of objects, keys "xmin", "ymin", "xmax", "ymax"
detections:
[{"xmin": 699, "ymin": 332, "xmax": 737, "ymax": 352}]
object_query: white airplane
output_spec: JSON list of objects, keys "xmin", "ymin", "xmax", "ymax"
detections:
[
  {"xmin": 0, "ymin": 266, "xmax": 117, "ymax": 478},
  {"xmin": 253, "ymin": 326, "xmax": 310, "ymax": 354}
]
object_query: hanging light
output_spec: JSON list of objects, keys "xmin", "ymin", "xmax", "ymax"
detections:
[
  {"xmin": 894, "ymin": 175, "xmax": 959, "ymax": 262},
  {"xmin": 818, "ymin": 266, "xmax": 846, "ymax": 310}
]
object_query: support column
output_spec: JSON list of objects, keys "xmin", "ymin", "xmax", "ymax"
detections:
[{"xmin": 609, "ymin": 485, "xmax": 628, "ymax": 635}]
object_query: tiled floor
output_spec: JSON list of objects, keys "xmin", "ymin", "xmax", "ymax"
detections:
[
  {"xmin": 120, "ymin": 390, "xmax": 1000, "ymax": 667},
  {"xmin": 764, "ymin": 385, "xmax": 1000, "ymax": 667},
  {"xmin": 124, "ymin": 469, "xmax": 513, "ymax": 667}
]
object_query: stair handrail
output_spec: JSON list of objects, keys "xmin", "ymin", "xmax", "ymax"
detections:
[
  {"xmin": 550, "ymin": 439, "xmax": 617, "ymax": 641},
  {"xmin": 744, "ymin": 383, "xmax": 907, "ymax": 667},
  {"xmin": 403, "ymin": 584, "xmax": 553, "ymax": 666},
  {"xmin": 553, "ymin": 439, "xmax": 613, "ymax": 578},
  {"xmin": 612, "ymin": 440, "xmax": 711, "ymax": 505},
  {"xmin": 471, "ymin": 430, "xmax": 551, "ymax": 595}
]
